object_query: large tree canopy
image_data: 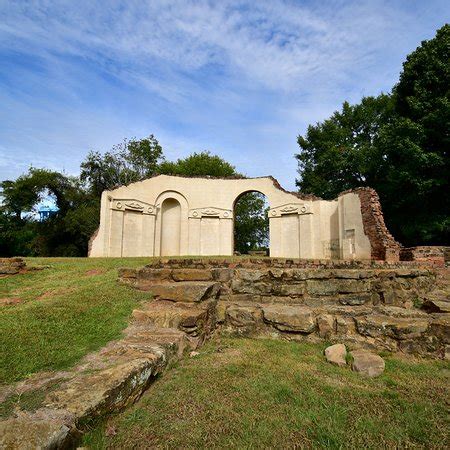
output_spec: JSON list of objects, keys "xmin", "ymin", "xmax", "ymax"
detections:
[{"xmin": 296, "ymin": 24, "xmax": 449, "ymax": 246}]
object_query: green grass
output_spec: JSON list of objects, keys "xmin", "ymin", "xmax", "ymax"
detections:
[
  {"xmin": 83, "ymin": 338, "xmax": 450, "ymax": 449},
  {"xmin": 0, "ymin": 257, "xmax": 153, "ymax": 384}
]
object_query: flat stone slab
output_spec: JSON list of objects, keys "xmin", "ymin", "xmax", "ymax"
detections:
[
  {"xmin": 325, "ymin": 344, "xmax": 347, "ymax": 366},
  {"xmin": 355, "ymin": 315, "xmax": 429, "ymax": 340},
  {"xmin": 0, "ymin": 320, "xmax": 193, "ymax": 449},
  {"xmin": 139, "ymin": 281, "xmax": 220, "ymax": 302},
  {"xmin": 350, "ymin": 349, "xmax": 385, "ymax": 377},
  {"xmin": 262, "ymin": 305, "xmax": 315, "ymax": 333},
  {"xmin": 132, "ymin": 300, "xmax": 211, "ymax": 336}
]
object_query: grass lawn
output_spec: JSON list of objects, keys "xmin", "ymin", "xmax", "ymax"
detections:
[
  {"xmin": 0, "ymin": 257, "xmax": 152, "ymax": 384},
  {"xmin": 83, "ymin": 337, "xmax": 450, "ymax": 449}
]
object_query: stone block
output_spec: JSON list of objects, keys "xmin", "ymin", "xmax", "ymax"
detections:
[
  {"xmin": 225, "ymin": 305, "xmax": 263, "ymax": 333},
  {"xmin": 212, "ymin": 268, "xmax": 234, "ymax": 282},
  {"xmin": 274, "ymin": 282, "xmax": 306, "ymax": 297},
  {"xmin": 171, "ymin": 269, "xmax": 213, "ymax": 282},
  {"xmin": 230, "ymin": 279, "xmax": 272, "ymax": 295},
  {"xmin": 137, "ymin": 268, "xmax": 173, "ymax": 282},
  {"xmin": 339, "ymin": 293, "xmax": 372, "ymax": 306},
  {"xmin": 317, "ymin": 314, "xmax": 335, "ymax": 338},
  {"xmin": 262, "ymin": 305, "xmax": 315, "ymax": 333},
  {"xmin": 141, "ymin": 282, "xmax": 220, "ymax": 303},
  {"xmin": 350, "ymin": 349, "xmax": 385, "ymax": 377},
  {"xmin": 355, "ymin": 315, "xmax": 429, "ymax": 340},
  {"xmin": 325, "ymin": 344, "xmax": 347, "ymax": 366},
  {"xmin": 235, "ymin": 269, "xmax": 266, "ymax": 282}
]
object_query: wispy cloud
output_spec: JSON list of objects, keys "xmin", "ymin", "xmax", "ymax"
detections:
[{"xmin": 0, "ymin": 0, "xmax": 448, "ymax": 188}]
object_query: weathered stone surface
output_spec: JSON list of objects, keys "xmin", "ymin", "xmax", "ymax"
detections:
[
  {"xmin": 0, "ymin": 257, "xmax": 26, "ymax": 275},
  {"xmin": 137, "ymin": 268, "xmax": 173, "ymax": 282},
  {"xmin": 141, "ymin": 282, "xmax": 220, "ymax": 302},
  {"xmin": 274, "ymin": 282, "xmax": 306, "ymax": 297},
  {"xmin": 0, "ymin": 414, "xmax": 78, "ymax": 450},
  {"xmin": 262, "ymin": 305, "xmax": 315, "ymax": 333},
  {"xmin": 306, "ymin": 279, "xmax": 369, "ymax": 296},
  {"xmin": 429, "ymin": 315, "xmax": 450, "ymax": 344},
  {"xmin": 0, "ymin": 322, "xmax": 192, "ymax": 449},
  {"xmin": 350, "ymin": 349, "xmax": 385, "ymax": 377},
  {"xmin": 325, "ymin": 344, "xmax": 347, "ymax": 366},
  {"xmin": 132, "ymin": 301, "xmax": 212, "ymax": 337},
  {"xmin": 355, "ymin": 315, "xmax": 429, "ymax": 340},
  {"xmin": 231, "ymin": 279, "xmax": 272, "ymax": 295},
  {"xmin": 424, "ymin": 300, "xmax": 450, "ymax": 313},
  {"xmin": 317, "ymin": 314, "xmax": 335, "ymax": 338},
  {"xmin": 212, "ymin": 268, "xmax": 234, "ymax": 282},
  {"xmin": 225, "ymin": 305, "xmax": 263, "ymax": 333},
  {"xmin": 339, "ymin": 293, "xmax": 372, "ymax": 306},
  {"xmin": 235, "ymin": 269, "xmax": 266, "ymax": 282},
  {"xmin": 117, "ymin": 267, "xmax": 137, "ymax": 281},
  {"xmin": 172, "ymin": 269, "xmax": 212, "ymax": 282}
]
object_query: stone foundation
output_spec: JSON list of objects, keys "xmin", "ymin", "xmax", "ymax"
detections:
[
  {"xmin": 400, "ymin": 246, "xmax": 447, "ymax": 266},
  {"xmin": 120, "ymin": 260, "xmax": 450, "ymax": 359}
]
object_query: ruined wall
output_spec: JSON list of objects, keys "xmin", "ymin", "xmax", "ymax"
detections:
[
  {"xmin": 90, "ymin": 175, "xmax": 399, "ymax": 260},
  {"xmin": 119, "ymin": 259, "xmax": 449, "ymax": 358}
]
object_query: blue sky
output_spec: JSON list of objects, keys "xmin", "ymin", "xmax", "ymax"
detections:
[{"xmin": 0, "ymin": 1, "xmax": 448, "ymax": 190}]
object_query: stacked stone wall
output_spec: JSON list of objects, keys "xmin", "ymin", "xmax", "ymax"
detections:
[
  {"xmin": 400, "ymin": 246, "xmax": 447, "ymax": 266},
  {"xmin": 340, "ymin": 187, "xmax": 401, "ymax": 261},
  {"xmin": 120, "ymin": 261, "xmax": 449, "ymax": 359}
]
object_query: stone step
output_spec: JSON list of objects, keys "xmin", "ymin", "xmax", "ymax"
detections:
[
  {"xmin": 0, "ymin": 324, "xmax": 193, "ymax": 449},
  {"xmin": 132, "ymin": 300, "xmax": 213, "ymax": 337},
  {"xmin": 137, "ymin": 281, "xmax": 221, "ymax": 303}
]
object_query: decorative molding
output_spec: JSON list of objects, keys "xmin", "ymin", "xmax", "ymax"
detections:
[
  {"xmin": 269, "ymin": 203, "xmax": 311, "ymax": 217},
  {"xmin": 189, "ymin": 207, "xmax": 233, "ymax": 219},
  {"xmin": 110, "ymin": 198, "xmax": 156, "ymax": 215}
]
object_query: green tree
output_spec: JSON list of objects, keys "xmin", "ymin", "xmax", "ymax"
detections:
[
  {"xmin": 80, "ymin": 135, "xmax": 164, "ymax": 196},
  {"xmin": 296, "ymin": 94, "xmax": 394, "ymax": 198},
  {"xmin": 234, "ymin": 193, "xmax": 269, "ymax": 254},
  {"xmin": 159, "ymin": 151, "xmax": 236, "ymax": 177},
  {"xmin": 296, "ymin": 25, "xmax": 449, "ymax": 245},
  {"xmin": 0, "ymin": 168, "xmax": 98, "ymax": 256}
]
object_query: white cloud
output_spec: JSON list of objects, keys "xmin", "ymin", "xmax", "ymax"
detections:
[{"xmin": 0, "ymin": 0, "xmax": 448, "ymax": 189}]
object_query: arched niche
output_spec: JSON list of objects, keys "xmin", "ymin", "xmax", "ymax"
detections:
[
  {"xmin": 154, "ymin": 190, "xmax": 189, "ymax": 256},
  {"xmin": 160, "ymin": 198, "xmax": 181, "ymax": 256}
]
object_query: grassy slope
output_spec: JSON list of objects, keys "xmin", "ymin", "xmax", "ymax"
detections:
[
  {"xmin": 84, "ymin": 338, "xmax": 450, "ymax": 449},
  {"xmin": 0, "ymin": 257, "xmax": 151, "ymax": 384}
]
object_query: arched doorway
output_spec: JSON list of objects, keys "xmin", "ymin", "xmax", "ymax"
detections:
[
  {"xmin": 233, "ymin": 191, "xmax": 269, "ymax": 255},
  {"xmin": 161, "ymin": 198, "xmax": 181, "ymax": 256}
]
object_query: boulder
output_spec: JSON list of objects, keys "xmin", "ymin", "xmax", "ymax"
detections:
[
  {"xmin": 262, "ymin": 305, "xmax": 315, "ymax": 333},
  {"xmin": 350, "ymin": 349, "xmax": 385, "ymax": 377},
  {"xmin": 324, "ymin": 344, "xmax": 347, "ymax": 367}
]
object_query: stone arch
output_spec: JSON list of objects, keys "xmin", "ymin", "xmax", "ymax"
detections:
[
  {"xmin": 232, "ymin": 189, "xmax": 270, "ymax": 255},
  {"xmin": 154, "ymin": 190, "xmax": 189, "ymax": 256}
]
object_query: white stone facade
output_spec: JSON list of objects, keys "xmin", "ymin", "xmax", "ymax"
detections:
[{"xmin": 89, "ymin": 175, "xmax": 372, "ymax": 259}]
